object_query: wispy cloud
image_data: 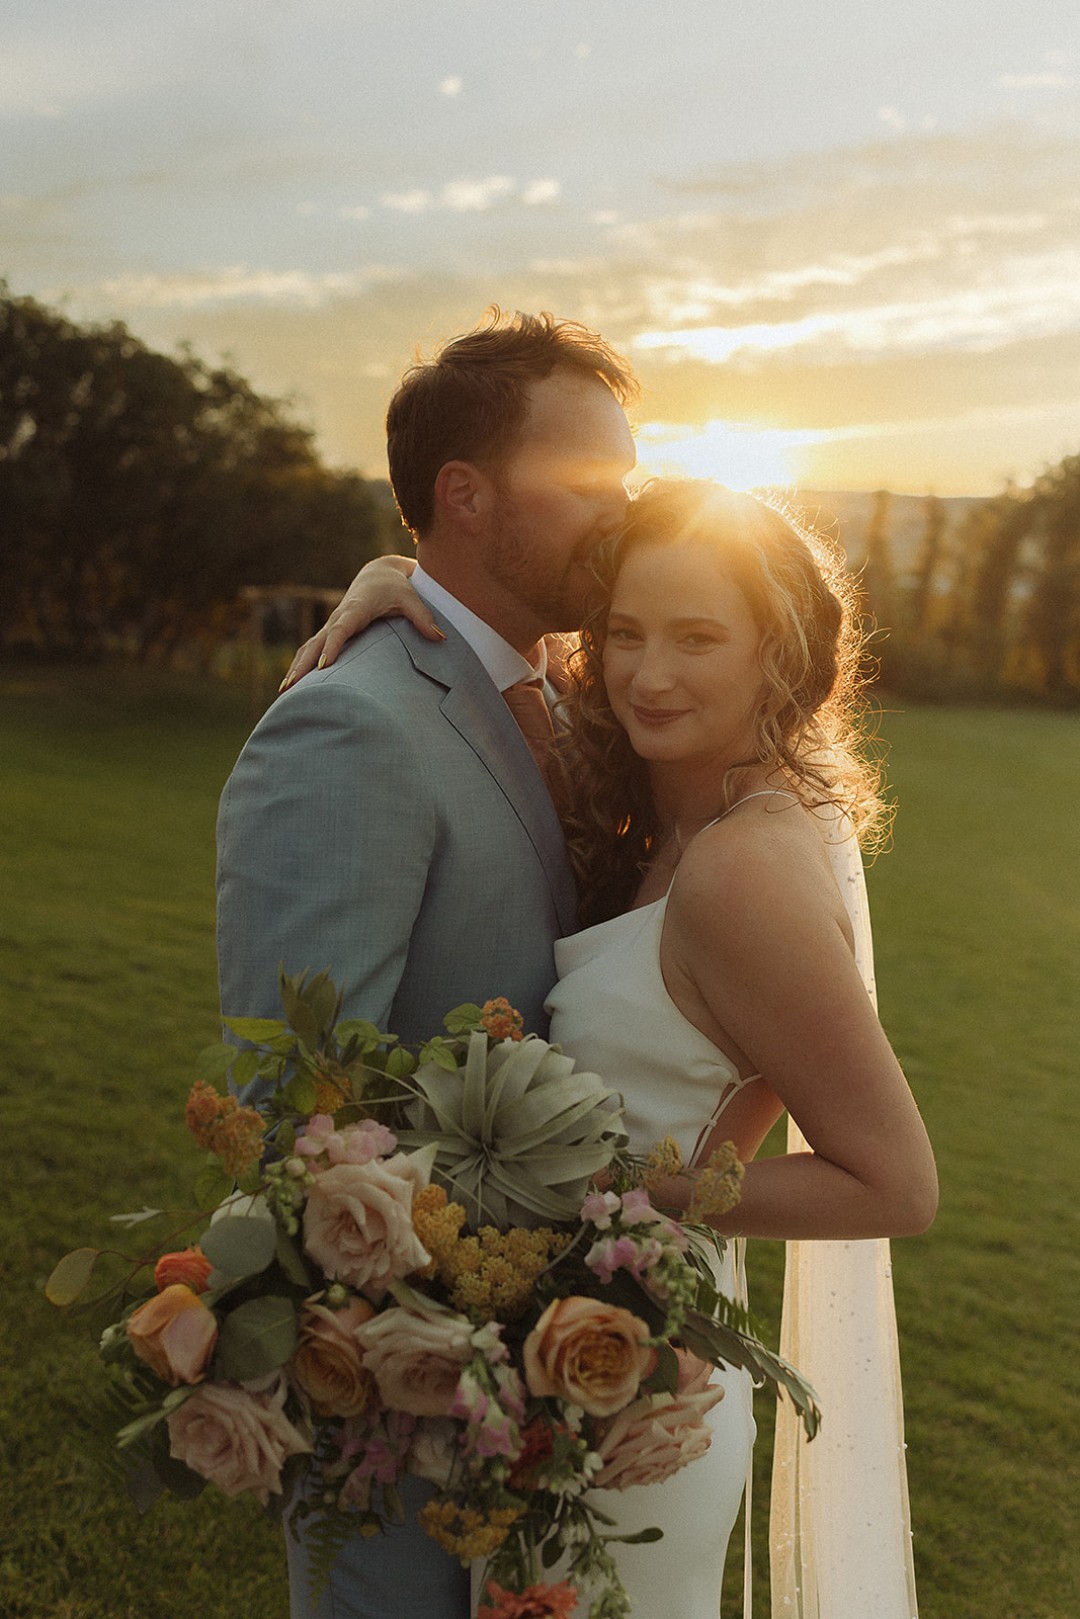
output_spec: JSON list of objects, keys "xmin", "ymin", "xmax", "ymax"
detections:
[{"xmin": 379, "ymin": 176, "xmax": 558, "ymax": 214}]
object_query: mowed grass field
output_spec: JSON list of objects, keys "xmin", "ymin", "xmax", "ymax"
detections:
[{"xmin": 1, "ymin": 663, "xmax": 1077, "ymax": 1619}]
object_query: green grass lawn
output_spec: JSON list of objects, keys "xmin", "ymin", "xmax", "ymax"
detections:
[{"xmin": 2, "ymin": 666, "xmax": 1077, "ymax": 1618}]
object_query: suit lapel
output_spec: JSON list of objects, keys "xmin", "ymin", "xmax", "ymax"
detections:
[{"xmin": 392, "ymin": 617, "xmax": 580, "ymax": 936}]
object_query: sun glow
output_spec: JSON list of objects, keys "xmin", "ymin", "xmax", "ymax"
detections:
[{"xmin": 634, "ymin": 419, "xmax": 825, "ymax": 493}]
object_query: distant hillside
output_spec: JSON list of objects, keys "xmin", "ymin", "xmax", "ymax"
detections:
[
  {"xmin": 367, "ymin": 478, "xmax": 985, "ymax": 576},
  {"xmin": 786, "ymin": 490, "xmax": 982, "ymax": 575}
]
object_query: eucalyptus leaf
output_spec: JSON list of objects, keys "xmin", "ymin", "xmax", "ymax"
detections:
[
  {"xmin": 125, "ymin": 1453, "xmax": 169, "ymax": 1514},
  {"xmin": 609, "ymin": 1527, "xmax": 664, "ymax": 1545},
  {"xmin": 214, "ymin": 1294, "xmax": 298, "ymax": 1380},
  {"xmin": 200, "ymin": 1214, "xmax": 277, "ymax": 1278},
  {"xmin": 45, "ymin": 1247, "xmax": 99, "ymax": 1306}
]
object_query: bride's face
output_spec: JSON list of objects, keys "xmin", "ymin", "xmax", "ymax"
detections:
[{"xmin": 602, "ymin": 535, "xmax": 766, "ymax": 769}]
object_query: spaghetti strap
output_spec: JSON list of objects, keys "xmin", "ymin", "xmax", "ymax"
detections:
[{"xmin": 719, "ymin": 788, "xmax": 800, "ymax": 819}]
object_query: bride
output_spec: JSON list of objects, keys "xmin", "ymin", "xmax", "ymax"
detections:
[{"xmin": 284, "ymin": 478, "xmax": 937, "ymax": 1617}]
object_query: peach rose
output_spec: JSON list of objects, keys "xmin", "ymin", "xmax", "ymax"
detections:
[
  {"xmin": 154, "ymin": 1247, "xmax": 213, "ymax": 1294},
  {"xmin": 289, "ymin": 1297, "xmax": 376, "ymax": 1417},
  {"xmin": 167, "ymin": 1374, "xmax": 311, "ymax": 1504},
  {"xmin": 354, "ymin": 1305, "xmax": 473, "ymax": 1417},
  {"xmin": 522, "ymin": 1296, "xmax": 656, "ymax": 1418},
  {"xmin": 592, "ymin": 1385, "xmax": 726, "ymax": 1489},
  {"xmin": 302, "ymin": 1154, "xmax": 431, "ymax": 1300},
  {"xmin": 126, "ymin": 1283, "xmax": 218, "ymax": 1386}
]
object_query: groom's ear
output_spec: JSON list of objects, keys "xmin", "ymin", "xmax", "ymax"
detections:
[{"xmin": 433, "ymin": 460, "xmax": 491, "ymax": 531}]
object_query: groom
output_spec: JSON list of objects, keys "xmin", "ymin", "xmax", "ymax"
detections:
[{"xmin": 215, "ymin": 309, "xmax": 638, "ymax": 1619}]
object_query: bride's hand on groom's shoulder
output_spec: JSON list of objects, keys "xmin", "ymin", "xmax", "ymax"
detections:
[{"xmin": 279, "ymin": 553, "xmax": 442, "ymax": 692}]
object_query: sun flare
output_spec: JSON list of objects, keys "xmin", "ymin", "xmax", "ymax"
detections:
[{"xmin": 634, "ymin": 419, "xmax": 824, "ymax": 493}]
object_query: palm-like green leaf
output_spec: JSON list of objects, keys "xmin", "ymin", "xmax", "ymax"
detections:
[{"xmin": 396, "ymin": 1032, "xmax": 625, "ymax": 1227}]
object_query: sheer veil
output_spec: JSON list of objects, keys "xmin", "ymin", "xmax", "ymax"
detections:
[{"xmin": 766, "ymin": 804, "xmax": 919, "ymax": 1618}]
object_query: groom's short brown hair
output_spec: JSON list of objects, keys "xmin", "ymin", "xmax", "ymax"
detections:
[{"xmin": 386, "ymin": 308, "xmax": 638, "ymax": 535}]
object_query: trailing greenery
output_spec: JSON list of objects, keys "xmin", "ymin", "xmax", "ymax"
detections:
[{"xmin": 1, "ymin": 666, "xmax": 1077, "ymax": 1617}]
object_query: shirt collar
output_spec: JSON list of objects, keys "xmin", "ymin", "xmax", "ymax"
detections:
[{"xmin": 412, "ymin": 565, "xmax": 547, "ymax": 692}]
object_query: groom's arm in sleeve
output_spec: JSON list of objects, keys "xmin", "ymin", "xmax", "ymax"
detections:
[{"xmin": 216, "ymin": 675, "xmax": 435, "ymax": 1033}]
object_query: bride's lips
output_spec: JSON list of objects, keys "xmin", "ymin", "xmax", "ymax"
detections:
[{"xmin": 630, "ymin": 705, "xmax": 690, "ymax": 726}]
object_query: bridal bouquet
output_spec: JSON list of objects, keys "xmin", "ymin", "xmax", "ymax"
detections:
[{"xmin": 49, "ymin": 970, "xmax": 818, "ymax": 1619}]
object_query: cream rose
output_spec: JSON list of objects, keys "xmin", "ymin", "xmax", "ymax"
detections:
[
  {"xmin": 166, "ymin": 1374, "xmax": 312, "ymax": 1504},
  {"xmin": 354, "ymin": 1305, "xmax": 473, "ymax": 1417},
  {"xmin": 289, "ymin": 1297, "xmax": 376, "ymax": 1418},
  {"xmin": 592, "ymin": 1385, "xmax": 726, "ymax": 1489},
  {"xmin": 301, "ymin": 1154, "xmax": 431, "ymax": 1300},
  {"xmin": 522, "ymin": 1296, "xmax": 656, "ymax": 1417},
  {"xmin": 126, "ymin": 1283, "xmax": 218, "ymax": 1386}
]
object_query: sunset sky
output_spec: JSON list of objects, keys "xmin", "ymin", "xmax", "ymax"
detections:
[{"xmin": 4, "ymin": 0, "xmax": 1080, "ymax": 493}]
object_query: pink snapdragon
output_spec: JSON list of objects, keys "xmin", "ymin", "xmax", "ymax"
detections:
[{"xmin": 296, "ymin": 1115, "xmax": 398, "ymax": 1166}]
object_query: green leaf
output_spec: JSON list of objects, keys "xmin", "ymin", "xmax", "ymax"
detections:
[
  {"xmin": 642, "ymin": 1339, "xmax": 680, "ymax": 1396},
  {"xmin": 229, "ymin": 1048, "xmax": 260, "ymax": 1090},
  {"xmin": 200, "ymin": 1214, "xmax": 277, "ymax": 1278},
  {"xmin": 443, "ymin": 1002, "xmax": 483, "ymax": 1034},
  {"xmin": 274, "ymin": 1228, "xmax": 313, "ymax": 1288},
  {"xmin": 284, "ymin": 1070, "xmax": 318, "ymax": 1115},
  {"xmin": 195, "ymin": 1043, "xmax": 236, "ymax": 1082},
  {"xmin": 223, "ymin": 1015, "xmax": 290, "ymax": 1046},
  {"xmin": 45, "ymin": 1247, "xmax": 100, "ymax": 1306},
  {"xmin": 214, "ymin": 1294, "xmax": 298, "ymax": 1380},
  {"xmin": 418, "ymin": 1036, "xmax": 459, "ymax": 1072},
  {"xmin": 194, "ymin": 1160, "xmax": 234, "ymax": 1211},
  {"xmin": 385, "ymin": 1045, "xmax": 416, "ymax": 1079},
  {"xmin": 337, "ymin": 1017, "xmax": 394, "ymax": 1049},
  {"xmin": 609, "ymin": 1527, "xmax": 664, "ymax": 1545}
]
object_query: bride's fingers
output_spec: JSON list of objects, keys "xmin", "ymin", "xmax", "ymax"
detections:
[{"xmin": 278, "ymin": 593, "xmax": 445, "ymax": 692}]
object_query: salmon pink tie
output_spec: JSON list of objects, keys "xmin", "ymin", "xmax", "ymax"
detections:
[{"xmin": 503, "ymin": 678, "xmax": 564, "ymax": 805}]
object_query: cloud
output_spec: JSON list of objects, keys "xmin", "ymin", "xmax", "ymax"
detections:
[
  {"xmin": 442, "ymin": 176, "xmax": 515, "ymax": 211},
  {"xmin": 522, "ymin": 179, "xmax": 560, "ymax": 206},
  {"xmin": 83, "ymin": 265, "xmax": 402, "ymax": 310},
  {"xmin": 439, "ymin": 76, "xmax": 463, "ymax": 96},
  {"xmin": 380, "ymin": 188, "xmax": 434, "ymax": 213}
]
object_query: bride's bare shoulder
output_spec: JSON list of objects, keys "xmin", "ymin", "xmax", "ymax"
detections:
[{"xmin": 671, "ymin": 798, "xmax": 849, "ymax": 941}]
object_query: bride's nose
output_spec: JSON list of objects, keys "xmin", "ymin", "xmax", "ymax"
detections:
[{"xmin": 629, "ymin": 643, "xmax": 676, "ymax": 697}]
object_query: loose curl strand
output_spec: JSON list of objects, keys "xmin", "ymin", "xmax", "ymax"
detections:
[{"xmin": 557, "ymin": 480, "xmax": 890, "ymax": 925}]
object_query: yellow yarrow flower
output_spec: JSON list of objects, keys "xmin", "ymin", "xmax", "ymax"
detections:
[
  {"xmin": 419, "ymin": 1499, "xmax": 522, "ymax": 1560},
  {"xmin": 687, "ymin": 1140, "xmax": 744, "ymax": 1223}
]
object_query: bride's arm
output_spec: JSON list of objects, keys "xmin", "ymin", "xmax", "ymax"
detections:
[
  {"xmin": 658, "ymin": 823, "xmax": 938, "ymax": 1240},
  {"xmin": 279, "ymin": 554, "xmax": 443, "ymax": 691}
]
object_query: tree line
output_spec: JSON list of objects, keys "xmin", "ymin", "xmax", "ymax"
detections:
[
  {"xmin": 851, "ymin": 469, "xmax": 1080, "ymax": 706},
  {"xmin": 3, "ymin": 284, "xmax": 1077, "ymax": 701},
  {"xmin": 0, "ymin": 284, "xmax": 400, "ymax": 661}
]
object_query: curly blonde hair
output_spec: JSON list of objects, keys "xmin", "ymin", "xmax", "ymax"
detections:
[{"xmin": 559, "ymin": 480, "xmax": 889, "ymax": 925}]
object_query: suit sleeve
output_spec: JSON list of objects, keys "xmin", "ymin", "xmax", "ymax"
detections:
[{"xmin": 216, "ymin": 678, "xmax": 436, "ymax": 1031}]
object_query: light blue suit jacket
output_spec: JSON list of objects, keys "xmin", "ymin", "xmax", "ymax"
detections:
[{"xmin": 217, "ymin": 610, "xmax": 578, "ymax": 1041}]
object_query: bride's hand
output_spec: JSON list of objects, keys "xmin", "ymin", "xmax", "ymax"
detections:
[{"xmin": 279, "ymin": 554, "xmax": 444, "ymax": 691}]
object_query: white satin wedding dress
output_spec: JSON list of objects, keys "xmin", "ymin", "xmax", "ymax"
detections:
[
  {"xmin": 542, "ymin": 842, "xmax": 761, "ymax": 1618},
  {"xmin": 541, "ymin": 799, "xmax": 919, "ymax": 1619}
]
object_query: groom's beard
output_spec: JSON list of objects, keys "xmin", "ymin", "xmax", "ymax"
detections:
[{"xmin": 482, "ymin": 498, "xmax": 607, "ymax": 633}]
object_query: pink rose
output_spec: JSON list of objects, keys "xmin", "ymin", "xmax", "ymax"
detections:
[
  {"xmin": 166, "ymin": 1375, "xmax": 312, "ymax": 1504},
  {"xmin": 289, "ymin": 1296, "xmax": 377, "ymax": 1417},
  {"xmin": 354, "ymin": 1305, "xmax": 473, "ymax": 1417},
  {"xmin": 522, "ymin": 1296, "xmax": 656, "ymax": 1417},
  {"xmin": 301, "ymin": 1152, "xmax": 431, "ymax": 1300},
  {"xmin": 592, "ymin": 1385, "xmax": 726, "ymax": 1489},
  {"xmin": 126, "ymin": 1283, "xmax": 218, "ymax": 1386}
]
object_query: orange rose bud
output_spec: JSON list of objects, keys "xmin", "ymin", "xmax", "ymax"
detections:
[
  {"xmin": 126, "ymin": 1283, "xmax": 218, "ymax": 1385},
  {"xmin": 154, "ymin": 1246, "xmax": 213, "ymax": 1294}
]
